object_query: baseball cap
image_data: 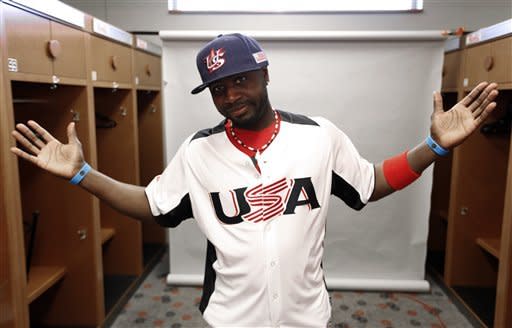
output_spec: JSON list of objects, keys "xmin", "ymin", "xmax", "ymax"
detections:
[{"xmin": 191, "ymin": 33, "xmax": 269, "ymax": 94}]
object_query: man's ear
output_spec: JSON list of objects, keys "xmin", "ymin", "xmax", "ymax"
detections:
[{"xmin": 262, "ymin": 68, "xmax": 270, "ymax": 84}]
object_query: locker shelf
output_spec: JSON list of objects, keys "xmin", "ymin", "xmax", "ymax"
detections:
[
  {"xmin": 27, "ymin": 266, "xmax": 67, "ymax": 303},
  {"xmin": 101, "ymin": 228, "xmax": 116, "ymax": 245},
  {"xmin": 476, "ymin": 238, "xmax": 501, "ymax": 259}
]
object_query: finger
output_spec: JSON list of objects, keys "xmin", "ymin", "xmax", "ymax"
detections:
[
  {"xmin": 468, "ymin": 82, "xmax": 498, "ymax": 113},
  {"xmin": 27, "ymin": 120, "xmax": 56, "ymax": 144},
  {"xmin": 15, "ymin": 123, "xmax": 46, "ymax": 149},
  {"xmin": 432, "ymin": 91, "xmax": 444, "ymax": 116},
  {"xmin": 67, "ymin": 122, "xmax": 80, "ymax": 145},
  {"xmin": 472, "ymin": 89, "xmax": 499, "ymax": 118},
  {"xmin": 10, "ymin": 146, "xmax": 39, "ymax": 165},
  {"xmin": 461, "ymin": 82, "xmax": 488, "ymax": 107},
  {"xmin": 11, "ymin": 130, "xmax": 41, "ymax": 156},
  {"xmin": 474, "ymin": 102, "xmax": 497, "ymax": 127}
]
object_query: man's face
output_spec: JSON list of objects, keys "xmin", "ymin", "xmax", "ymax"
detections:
[{"xmin": 209, "ymin": 68, "xmax": 270, "ymax": 129}]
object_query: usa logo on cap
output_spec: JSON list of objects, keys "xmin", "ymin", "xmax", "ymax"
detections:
[{"xmin": 206, "ymin": 48, "xmax": 226, "ymax": 73}]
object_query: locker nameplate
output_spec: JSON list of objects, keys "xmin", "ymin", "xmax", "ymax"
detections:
[{"xmin": 8, "ymin": 58, "xmax": 18, "ymax": 72}]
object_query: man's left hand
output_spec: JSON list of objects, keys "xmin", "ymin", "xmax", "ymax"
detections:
[{"xmin": 431, "ymin": 81, "xmax": 499, "ymax": 149}]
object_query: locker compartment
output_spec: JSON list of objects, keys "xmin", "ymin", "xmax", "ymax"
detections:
[
  {"xmin": 94, "ymin": 87, "xmax": 142, "ymax": 276},
  {"xmin": 4, "ymin": 4, "xmax": 52, "ymax": 77},
  {"xmin": 464, "ymin": 36, "xmax": 512, "ymax": 89},
  {"xmin": 3, "ymin": 3, "xmax": 88, "ymax": 81},
  {"xmin": 11, "ymin": 81, "xmax": 103, "ymax": 326},
  {"xmin": 444, "ymin": 91, "xmax": 512, "ymax": 327},
  {"xmin": 137, "ymin": 90, "xmax": 166, "ymax": 247},
  {"xmin": 50, "ymin": 21, "xmax": 87, "ymax": 79},
  {"xmin": 90, "ymin": 36, "xmax": 133, "ymax": 84},
  {"xmin": 135, "ymin": 50, "xmax": 162, "ymax": 88}
]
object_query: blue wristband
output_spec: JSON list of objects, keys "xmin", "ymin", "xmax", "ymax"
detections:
[
  {"xmin": 426, "ymin": 136, "xmax": 450, "ymax": 156},
  {"xmin": 69, "ymin": 162, "xmax": 91, "ymax": 185}
]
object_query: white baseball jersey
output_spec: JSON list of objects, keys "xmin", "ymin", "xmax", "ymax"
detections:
[{"xmin": 145, "ymin": 110, "xmax": 375, "ymax": 327}]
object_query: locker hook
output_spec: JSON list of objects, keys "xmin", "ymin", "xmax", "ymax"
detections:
[
  {"xmin": 77, "ymin": 228, "xmax": 87, "ymax": 240},
  {"xmin": 70, "ymin": 109, "xmax": 80, "ymax": 122},
  {"xmin": 51, "ymin": 75, "xmax": 60, "ymax": 89}
]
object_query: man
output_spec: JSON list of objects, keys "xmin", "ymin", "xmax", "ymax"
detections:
[{"xmin": 11, "ymin": 33, "xmax": 498, "ymax": 327}]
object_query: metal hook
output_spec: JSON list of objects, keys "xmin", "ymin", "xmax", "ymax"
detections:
[
  {"xmin": 70, "ymin": 109, "xmax": 80, "ymax": 122},
  {"xmin": 77, "ymin": 228, "xmax": 87, "ymax": 240}
]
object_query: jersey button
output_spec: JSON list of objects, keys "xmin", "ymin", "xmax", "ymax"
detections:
[
  {"xmin": 270, "ymin": 261, "xmax": 276, "ymax": 267},
  {"xmin": 273, "ymin": 293, "xmax": 279, "ymax": 300}
]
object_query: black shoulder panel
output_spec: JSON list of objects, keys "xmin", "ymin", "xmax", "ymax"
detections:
[
  {"xmin": 331, "ymin": 171, "xmax": 366, "ymax": 211},
  {"xmin": 153, "ymin": 194, "xmax": 194, "ymax": 227},
  {"xmin": 190, "ymin": 121, "xmax": 226, "ymax": 142},
  {"xmin": 277, "ymin": 110, "xmax": 320, "ymax": 126}
]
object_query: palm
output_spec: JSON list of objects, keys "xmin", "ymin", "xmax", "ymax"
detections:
[
  {"xmin": 430, "ymin": 82, "xmax": 498, "ymax": 149},
  {"xmin": 35, "ymin": 139, "xmax": 82, "ymax": 178},
  {"xmin": 11, "ymin": 121, "xmax": 84, "ymax": 179}
]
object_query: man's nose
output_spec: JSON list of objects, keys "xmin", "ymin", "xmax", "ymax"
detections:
[{"xmin": 225, "ymin": 85, "xmax": 241, "ymax": 104}]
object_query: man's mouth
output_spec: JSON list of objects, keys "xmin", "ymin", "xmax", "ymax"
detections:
[{"xmin": 230, "ymin": 104, "xmax": 248, "ymax": 117}]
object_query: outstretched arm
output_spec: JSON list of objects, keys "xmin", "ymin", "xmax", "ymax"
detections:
[
  {"xmin": 11, "ymin": 120, "xmax": 154, "ymax": 222},
  {"xmin": 370, "ymin": 81, "xmax": 499, "ymax": 201}
]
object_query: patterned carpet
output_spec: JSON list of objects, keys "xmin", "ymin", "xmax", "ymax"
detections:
[{"xmin": 109, "ymin": 253, "xmax": 478, "ymax": 328}]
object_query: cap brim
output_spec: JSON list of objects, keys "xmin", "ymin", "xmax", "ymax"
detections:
[
  {"xmin": 191, "ymin": 83, "xmax": 209, "ymax": 94},
  {"xmin": 190, "ymin": 65, "xmax": 268, "ymax": 95}
]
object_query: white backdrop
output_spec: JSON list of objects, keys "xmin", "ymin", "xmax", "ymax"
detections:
[{"xmin": 159, "ymin": 31, "xmax": 445, "ymax": 292}]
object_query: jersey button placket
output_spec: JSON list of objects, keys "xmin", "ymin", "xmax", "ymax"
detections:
[
  {"xmin": 264, "ymin": 221, "xmax": 281, "ymax": 324},
  {"xmin": 261, "ymin": 155, "xmax": 272, "ymax": 181}
]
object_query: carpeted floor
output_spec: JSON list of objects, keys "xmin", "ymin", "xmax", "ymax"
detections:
[{"xmin": 108, "ymin": 252, "xmax": 480, "ymax": 328}]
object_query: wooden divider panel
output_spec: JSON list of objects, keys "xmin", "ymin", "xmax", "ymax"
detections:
[{"xmin": 442, "ymin": 51, "xmax": 462, "ymax": 91}]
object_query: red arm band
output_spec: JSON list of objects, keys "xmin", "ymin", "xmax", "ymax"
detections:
[{"xmin": 382, "ymin": 151, "xmax": 421, "ymax": 190}]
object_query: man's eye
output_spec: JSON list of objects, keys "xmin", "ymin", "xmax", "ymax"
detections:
[
  {"xmin": 235, "ymin": 76, "xmax": 247, "ymax": 84},
  {"xmin": 212, "ymin": 85, "xmax": 224, "ymax": 94}
]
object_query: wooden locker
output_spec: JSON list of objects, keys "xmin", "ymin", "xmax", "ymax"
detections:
[
  {"xmin": 135, "ymin": 51, "xmax": 162, "ymax": 87},
  {"xmin": 0, "ymin": 2, "xmax": 171, "ymax": 327},
  {"xmin": 11, "ymin": 82, "xmax": 104, "ymax": 326},
  {"xmin": 90, "ymin": 35, "xmax": 133, "ymax": 84},
  {"xmin": 490, "ymin": 37, "xmax": 512, "ymax": 86},
  {"xmin": 444, "ymin": 45, "xmax": 512, "ymax": 326},
  {"xmin": 3, "ymin": 4, "xmax": 52, "ymax": 78},
  {"xmin": 50, "ymin": 21, "xmax": 87, "ymax": 80},
  {"xmin": 94, "ymin": 87, "xmax": 143, "ymax": 276},
  {"xmin": 463, "ymin": 36, "xmax": 512, "ymax": 89},
  {"xmin": 137, "ymin": 90, "xmax": 166, "ymax": 245},
  {"xmin": 495, "ymin": 130, "xmax": 512, "ymax": 326}
]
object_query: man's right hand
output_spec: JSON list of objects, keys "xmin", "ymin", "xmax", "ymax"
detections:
[{"xmin": 11, "ymin": 120, "xmax": 85, "ymax": 179}]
